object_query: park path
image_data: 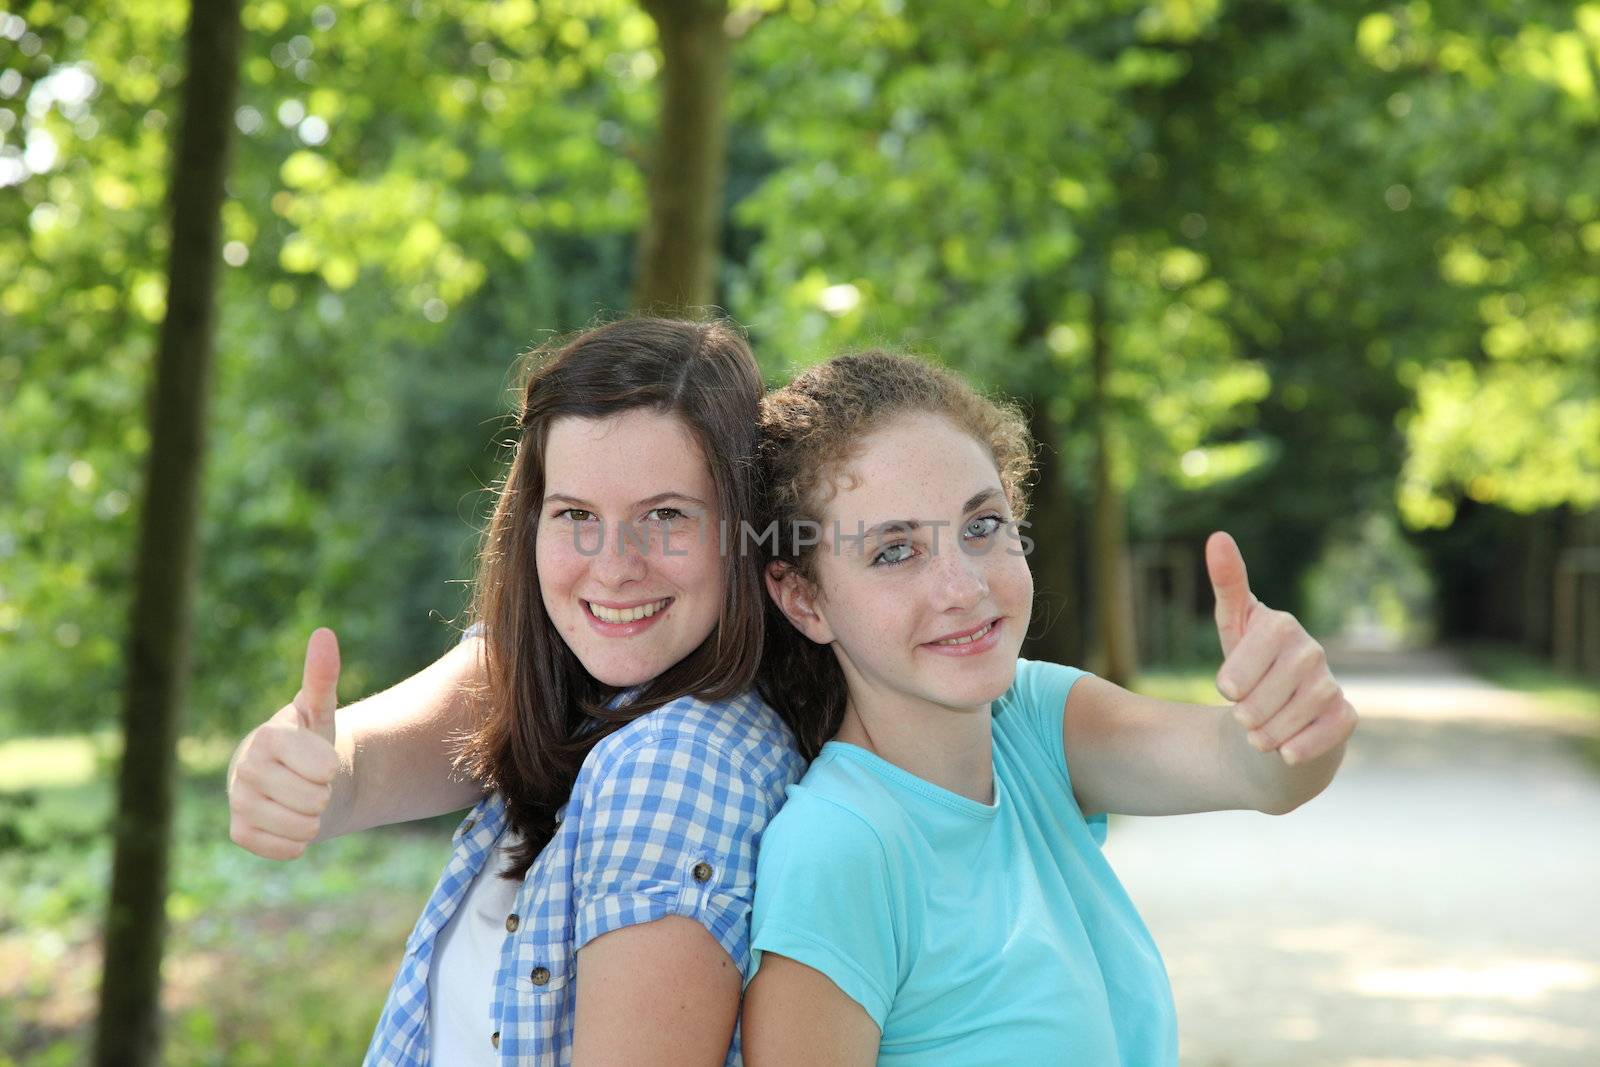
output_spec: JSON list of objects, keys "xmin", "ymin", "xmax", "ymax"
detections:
[{"xmin": 1103, "ymin": 646, "xmax": 1600, "ymax": 1067}]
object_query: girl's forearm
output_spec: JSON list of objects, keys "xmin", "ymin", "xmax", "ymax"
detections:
[
  {"xmin": 317, "ymin": 636, "xmax": 491, "ymax": 840},
  {"xmin": 1224, "ymin": 720, "xmax": 1347, "ymax": 816}
]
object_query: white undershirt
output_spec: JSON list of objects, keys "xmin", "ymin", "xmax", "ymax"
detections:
[{"xmin": 428, "ymin": 829, "xmax": 522, "ymax": 1066}]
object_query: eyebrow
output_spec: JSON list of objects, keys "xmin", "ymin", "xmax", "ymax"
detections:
[
  {"xmin": 543, "ymin": 491, "xmax": 710, "ymax": 510},
  {"xmin": 858, "ymin": 487, "xmax": 1003, "ymax": 542}
]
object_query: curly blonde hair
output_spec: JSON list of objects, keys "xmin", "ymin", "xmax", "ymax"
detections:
[{"xmin": 755, "ymin": 350, "xmax": 1035, "ymax": 753}]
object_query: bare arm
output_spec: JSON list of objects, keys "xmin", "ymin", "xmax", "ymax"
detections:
[
  {"xmin": 1063, "ymin": 675, "xmax": 1350, "ymax": 819},
  {"xmin": 1060, "ymin": 532, "xmax": 1357, "ymax": 821},
  {"xmin": 227, "ymin": 631, "xmax": 490, "ymax": 860},
  {"xmin": 570, "ymin": 917, "xmax": 744, "ymax": 1066},
  {"xmin": 742, "ymin": 954, "xmax": 880, "ymax": 1067},
  {"xmin": 324, "ymin": 634, "xmax": 490, "ymax": 838}
]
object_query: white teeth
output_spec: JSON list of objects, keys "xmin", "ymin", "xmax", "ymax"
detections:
[
  {"xmin": 934, "ymin": 621, "xmax": 994, "ymax": 646},
  {"xmin": 588, "ymin": 598, "xmax": 670, "ymax": 624}
]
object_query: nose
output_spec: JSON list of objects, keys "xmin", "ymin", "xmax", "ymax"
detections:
[
  {"xmin": 590, "ymin": 521, "xmax": 649, "ymax": 586},
  {"xmin": 930, "ymin": 538, "xmax": 987, "ymax": 612}
]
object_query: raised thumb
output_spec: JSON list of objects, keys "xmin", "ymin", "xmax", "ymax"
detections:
[
  {"xmin": 294, "ymin": 627, "xmax": 341, "ymax": 743},
  {"xmin": 1205, "ymin": 531, "xmax": 1254, "ymax": 657}
]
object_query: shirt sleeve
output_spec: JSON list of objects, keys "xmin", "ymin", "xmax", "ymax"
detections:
[
  {"xmin": 568, "ymin": 728, "xmax": 774, "ymax": 979},
  {"xmin": 1007, "ymin": 659, "xmax": 1109, "ymax": 845},
  {"xmin": 748, "ymin": 794, "xmax": 899, "ymax": 1031}
]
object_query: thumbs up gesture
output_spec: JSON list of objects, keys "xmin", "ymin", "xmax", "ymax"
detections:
[
  {"xmin": 227, "ymin": 628, "xmax": 344, "ymax": 860},
  {"xmin": 1207, "ymin": 532, "xmax": 1357, "ymax": 766}
]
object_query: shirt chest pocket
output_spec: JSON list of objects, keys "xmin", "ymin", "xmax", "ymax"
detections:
[{"xmin": 508, "ymin": 936, "xmax": 574, "ymax": 997}]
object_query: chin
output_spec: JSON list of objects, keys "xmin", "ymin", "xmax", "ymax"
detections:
[
  {"xmin": 916, "ymin": 676, "xmax": 1008, "ymax": 710},
  {"xmin": 930, "ymin": 657, "xmax": 1018, "ymax": 708},
  {"xmin": 590, "ymin": 668, "xmax": 654, "ymax": 688},
  {"xmin": 574, "ymin": 650, "xmax": 672, "ymax": 689}
]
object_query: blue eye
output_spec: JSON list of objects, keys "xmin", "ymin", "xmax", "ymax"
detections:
[
  {"xmin": 872, "ymin": 542, "xmax": 914, "ymax": 567},
  {"xmin": 964, "ymin": 515, "xmax": 1003, "ymax": 540}
]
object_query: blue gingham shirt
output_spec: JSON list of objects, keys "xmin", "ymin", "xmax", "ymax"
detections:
[{"xmin": 364, "ymin": 689, "xmax": 807, "ymax": 1066}]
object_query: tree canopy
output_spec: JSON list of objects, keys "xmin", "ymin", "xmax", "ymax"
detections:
[{"xmin": 4, "ymin": 0, "xmax": 1598, "ymax": 737}]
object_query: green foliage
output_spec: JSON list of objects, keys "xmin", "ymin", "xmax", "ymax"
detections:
[
  {"xmin": 1, "ymin": 0, "xmax": 649, "ymax": 733},
  {"xmin": 3, "ymin": 0, "xmax": 1597, "ymax": 1057},
  {"xmin": 1459, "ymin": 640, "xmax": 1600, "ymax": 767},
  {"xmin": 0, "ymin": 732, "xmax": 455, "ymax": 1064},
  {"xmin": 1376, "ymin": 1, "xmax": 1600, "ymax": 527},
  {"xmin": 9, "ymin": 0, "xmax": 1597, "ymax": 733},
  {"xmin": 1302, "ymin": 510, "xmax": 1436, "ymax": 645},
  {"xmin": 1460, "ymin": 641, "xmax": 1600, "ymax": 718},
  {"xmin": 727, "ymin": 0, "xmax": 1274, "ymax": 552},
  {"xmin": 2, "ymin": 3, "xmax": 1593, "ymax": 714}
]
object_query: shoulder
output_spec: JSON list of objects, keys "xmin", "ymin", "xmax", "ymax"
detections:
[
  {"xmin": 760, "ymin": 753, "xmax": 901, "ymax": 873},
  {"xmin": 579, "ymin": 690, "xmax": 807, "ymax": 811},
  {"xmin": 995, "ymin": 658, "xmax": 1092, "ymax": 719},
  {"xmin": 756, "ymin": 788, "xmax": 896, "ymax": 919},
  {"xmin": 766, "ymin": 785, "xmax": 885, "ymax": 853},
  {"xmin": 751, "ymin": 760, "xmax": 906, "ymax": 1020},
  {"xmin": 993, "ymin": 658, "xmax": 1093, "ymax": 746},
  {"xmin": 991, "ymin": 659, "xmax": 1094, "ymax": 794}
]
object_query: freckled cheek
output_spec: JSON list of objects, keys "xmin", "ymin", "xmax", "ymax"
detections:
[
  {"xmin": 663, "ymin": 519, "xmax": 717, "ymax": 557},
  {"xmin": 841, "ymin": 592, "xmax": 909, "ymax": 659},
  {"xmin": 985, "ymin": 552, "xmax": 1032, "ymax": 608},
  {"xmin": 535, "ymin": 536, "xmax": 589, "ymax": 619},
  {"xmin": 668, "ymin": 525, "xmax": 721, "ymax": 578}
]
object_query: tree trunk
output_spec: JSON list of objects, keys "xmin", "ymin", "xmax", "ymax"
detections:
[
  {"xmin": 634, "ymin": 0, "xmax": 730, "ymax": 313},
  {"xmin": 1522, "ymin": 512, "xmax": 1555, "ymax": 654},
  {"xmin": 1088, "ymin": 290, "xmax": 1137, "ymax": 687},
  {"xmin": 92, "ymin": 1, "xmax": 243, "ymax": 1063},
  {"xmin": 1021, "ymin": 400, "xmax": 1085, "ymax": 667}
]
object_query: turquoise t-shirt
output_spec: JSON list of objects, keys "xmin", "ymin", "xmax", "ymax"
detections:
[{"xmin": 748, "ymin": 659, "xmax": 1177, "ymax": 1065}]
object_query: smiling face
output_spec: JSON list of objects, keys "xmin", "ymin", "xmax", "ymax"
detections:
[
  {"xmin": 535, "ymin": 408, "xmax": 725, "ymax": 688},
  {"xmin": 775, "ymin": 412, "xmax": 1034, "ymax": 716}
]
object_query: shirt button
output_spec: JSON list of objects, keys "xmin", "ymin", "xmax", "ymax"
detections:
[
  {"xmin": 461, "ymin": 818, "xmax": 476, "ymax": 835},
  {"xmin": 505, "ymin": 913, "xmax": 520, "ymax": 933},
  {"xmin": 490, "ymin": 1031, "xmax": 500, "ymax": 1049},
  {"xmin": 691, "ymin": 862, "xmax": 714, "ymax": 883},
  {"xmin": 531, "ymin": 966, "xmax": 551, "ymax": 986}
]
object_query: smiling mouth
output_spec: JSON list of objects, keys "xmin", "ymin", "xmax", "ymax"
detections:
[
  {"xmin": 585, "ymin": 597, "xmax": 673, "ymax": 624},
  {"xmin": 928, "ymin": 618, "xmax": 999, "ymax": 646}
]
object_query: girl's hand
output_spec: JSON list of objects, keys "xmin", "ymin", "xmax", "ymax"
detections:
[
  {"xmin": 1207, "ymin": 532, "xmax": 1358, "ymax": 766},
  {"xmin": 226, "ymin": 628, "xmax": 342, "ymax": 859}
]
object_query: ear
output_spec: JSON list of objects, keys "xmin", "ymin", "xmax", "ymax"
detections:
[{"xmin": 764, "ymin": 561, "xmax": 835, "ymax": 646}]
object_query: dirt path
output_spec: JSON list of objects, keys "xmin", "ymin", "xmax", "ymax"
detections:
[{"xmin": 1103, "ymin": 647, "xmax": 1600, "ymax": 1067}]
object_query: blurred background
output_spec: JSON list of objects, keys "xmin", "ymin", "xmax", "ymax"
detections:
[{"xmin": 1, "ymin": 0, "xmax": 1597, "ymax": 1063}]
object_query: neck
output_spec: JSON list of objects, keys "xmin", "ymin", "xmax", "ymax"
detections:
[{"xmin": 833, "ymin": 673, "xmax": 995, "ymax": 805}]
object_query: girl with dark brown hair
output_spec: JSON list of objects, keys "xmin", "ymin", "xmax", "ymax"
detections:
[{"xmin": 226, "ymin": 318, "xmax": 806, "ymax": 1066}]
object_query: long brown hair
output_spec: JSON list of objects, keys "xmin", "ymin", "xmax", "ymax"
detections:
[
  {"xmin": 464, "ymin": 318, "xmax": 767, "ymax": 876},
  {"xmin": 755, "ymin": 351, "xmax": 1034, "ymax": 757}
]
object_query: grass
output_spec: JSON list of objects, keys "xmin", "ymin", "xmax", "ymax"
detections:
[
  {"xmin": 1458, "ymin": 642, "xmax": 1600, "ymax": 719},
  {"xmin": 0, "ymin": 733, "xmax": 118, "ymax": 793},
  {"xmin": 0, "ymin": 731, "xmax": 462, "ymax": 1066},
  {"xmin": 1137, "ymin": 646, "xmax": 1600, "ymax": 720},
  {"xmin": 2, "ymin": 678, "xmax": 1226, "ymax": 1063},
  {"xmin": 1129, "ymin": 664, "xmax": 1228, "ymax": 706},
  {"xmin": 10, "ymin": 647, "xmax": 1584, "ymax": 1062},
  {"xmin": 1458, "ymin": 642, "xmax": 1600, "ymax": 768}
]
